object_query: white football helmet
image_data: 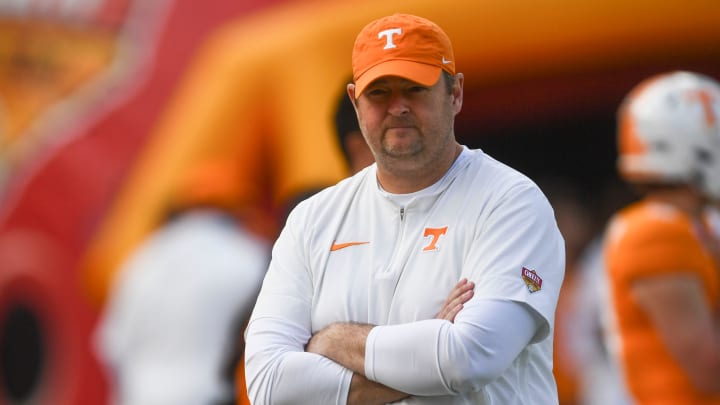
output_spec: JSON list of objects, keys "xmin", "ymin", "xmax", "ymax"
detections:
[{"xmin": 617, "ymin": 71, "xmax": 720, "ymax": 200}]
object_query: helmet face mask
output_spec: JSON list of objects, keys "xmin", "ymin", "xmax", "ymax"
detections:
[{"xmin": 617, "ymin": 71, "xmax": 720, "ymax": 201}]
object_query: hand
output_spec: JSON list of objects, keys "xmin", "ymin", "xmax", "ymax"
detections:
[
  {"xmin": 436, "ymin": 278, "xmax": 475, "ymax": 322},
  {"xmin": 306, "ymin": 323, "xmax": 372, "ymax": 375},
  {"xmin": 307, "ymin": 325, "xmax": 411, "ymax": 404},
  {"xmin": 347, "ymin": 373, "xmax": 409, "ymax": 405}
]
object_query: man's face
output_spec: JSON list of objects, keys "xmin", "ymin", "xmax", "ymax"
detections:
[{"xmin": 349, "ymin": 73, "xmax": 463, "ymax": 174}]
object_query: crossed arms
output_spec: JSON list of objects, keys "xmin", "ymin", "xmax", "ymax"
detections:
[
  {"xmin": 305, "ymin": 279, "xmax": 475, "ymax": 404},
  {"xmin": 246, "ymin": 278, "xmax": 545, "ymax": 404}
]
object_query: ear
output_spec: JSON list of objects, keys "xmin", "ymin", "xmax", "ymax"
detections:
[
  {"xmin": 347, "ymin": 83, "xmax": 358, "ymax": 107},
  {"xmin": 346, "ymin": 84, "xmax": 361, "ymax": 122},
  {"xmin": 452, "ymin": 73, "xmax": 464, "ymax": 115}
]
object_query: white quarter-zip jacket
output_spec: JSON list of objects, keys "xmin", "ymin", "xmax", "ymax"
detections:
[{"xmin": 245, "ymin": 146, "xmax": 565, "ymax": 404}]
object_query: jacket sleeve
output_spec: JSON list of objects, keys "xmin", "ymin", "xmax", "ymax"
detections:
[
  {"xmin": 244, "ymin": 209, "xmax": 353, "ymax": 405},
  {"xmin": 365, "ymin": 299, "xmax": 541, "ymax": 395}
]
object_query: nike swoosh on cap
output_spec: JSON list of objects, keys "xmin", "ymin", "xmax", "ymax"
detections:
[{"xmin": 330, "ymin": 241, "xmax": 370, "ymax": 251}]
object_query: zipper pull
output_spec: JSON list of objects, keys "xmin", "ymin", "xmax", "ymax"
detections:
[{"xmin": 400, "ymin": 207, "xmax": 405, "ymax": 221}]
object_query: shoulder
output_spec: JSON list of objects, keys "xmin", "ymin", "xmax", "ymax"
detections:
[
  {"xmin": 606, "ymin": 201, "xmax": 695, "ymax": 248},
  {"xmin": 286, "ymin": 167, "xmax": 372, "ymax": 226},
  {"xmin": 605, "ymin": 200, "xmax": 702, "ymax": 278},
  {"xmin": 454, "ymin": 150, "xmax": 559, "ymax": 249},
  {"xmin": 461, "ymin": 148, "xmax": 543, "ymax": 195},
  {"xmin": 464, "ymin": 149, "xmax": 552, "ymax": 212}
]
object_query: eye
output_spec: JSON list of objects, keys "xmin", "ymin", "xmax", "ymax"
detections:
[{"xmin": 366, "ymin": 87, "xmax": 388, "ymax": 97}]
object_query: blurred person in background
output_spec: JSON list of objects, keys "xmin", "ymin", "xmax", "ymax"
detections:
[
  {"xmin": 537, "ymin": 180, "xmax": 596, "ymax": 405},
  {"xmin": 602, "ymin": 71, "xmax": 720, "ymax": 404},
  {"xmin": 95, "ymin": 159, "xmax": 270, "ymax": 405},
  {"xmin": 569, "ymin": 234, "xmax": 633, "ymax": 405},
  {"xmin": 333, "ymin": 75, "xmax": 376, "ymax": 175},
  {"xmin": 541, "ymin": 178, "xmax": 634, "ymax": 405},
  {"xmin": 558, "ymin": 178, "xmax": 636, "ymax": 405}
]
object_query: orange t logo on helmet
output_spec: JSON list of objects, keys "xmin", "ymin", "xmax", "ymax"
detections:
[{"xmin": 686, "ymin": 89, "xmax": 717, "ymax": 126}]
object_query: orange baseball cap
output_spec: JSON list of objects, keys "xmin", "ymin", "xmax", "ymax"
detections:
[{"xmin": 352, "ymin": 13, "xmax": 456, "ymax": 97}]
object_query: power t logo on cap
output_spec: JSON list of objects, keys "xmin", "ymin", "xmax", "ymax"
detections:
[
  {"xmin": 379, "ymin": 28, "xmax": 402, "ymax": 49},
  {"xmin": 352, "ymin": 13, "xmax": 456, "ymax": 97}
]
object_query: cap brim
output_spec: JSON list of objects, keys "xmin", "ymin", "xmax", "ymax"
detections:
[{"xmin": 355, "ymin": 60, "xmax": 442, "ymax": 97}]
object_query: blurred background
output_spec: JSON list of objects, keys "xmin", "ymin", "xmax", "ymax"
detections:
[{"xmin": 0, "ymin": 0, "xmax": 719, "ymax": 404}]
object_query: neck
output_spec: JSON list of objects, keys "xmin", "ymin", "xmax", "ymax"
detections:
[{"xmin": 647, "ymin": 186, "xmax": 705, "ymax": 219}]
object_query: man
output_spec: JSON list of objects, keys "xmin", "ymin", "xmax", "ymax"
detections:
[
  {"xmin": 244, "ymin": 13, "xmax": 565, "ymax": 404},
  {"xmin": 602, "ymin": 71, "xmax": 720, "ymax": 403},
  {"xmin": 96, "ymin": 160, "xmax": 270, "ymax": 405}
]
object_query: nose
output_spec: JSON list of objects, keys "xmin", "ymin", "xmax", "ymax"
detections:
[{"xmin": 387, "ymin": 93, "xmax": 410, "ymax": 116}]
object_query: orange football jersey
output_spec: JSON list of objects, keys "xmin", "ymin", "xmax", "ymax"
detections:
[{"xmin": 604, "ymin": 200, "xmax": 720, "ymax": 404}]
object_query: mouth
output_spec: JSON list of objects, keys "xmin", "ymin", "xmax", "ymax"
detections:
[
  {"xmin": 385, "ymin": 127, "xmax": 415, "ymax": 136},
  {"xmin": 385, "ymin": 121, "xmax": 416, "ymax": 131},
  {"xmin": 385, "ymin": 117, "xmax": 414, "ymax": 128}
]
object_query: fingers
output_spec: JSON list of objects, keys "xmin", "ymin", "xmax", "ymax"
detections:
[
  {"xmin": 441, "ymin": 302, "xmax": 463, "ymax": 322},
  {"xmin": 445, "ymin": 279, "xmax": 475, "ymax": 309},
  {"xmin": 436, "ymin": 278, "xmax": 475, "ymax": 322}
]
